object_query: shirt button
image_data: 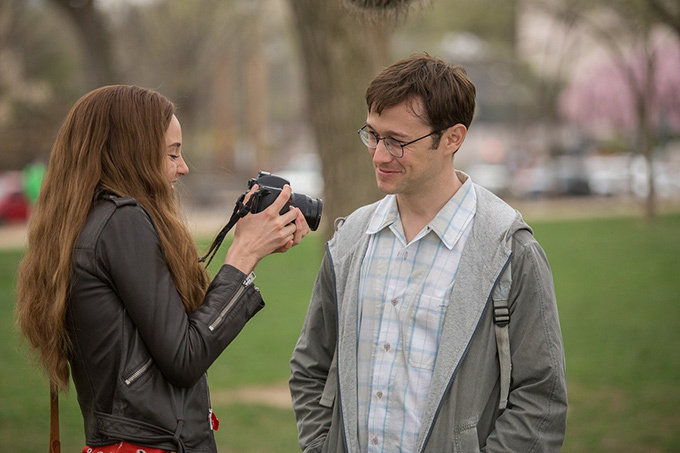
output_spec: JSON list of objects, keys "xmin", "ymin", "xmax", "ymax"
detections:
[
  {"xmin": 391, "ymin": 299, "xmax": 398, "ymax": 306},
  {"xmin": 376, "ymin": 390, "xmax": 383, "ymax": 399},
  {"xmin": 372, "ymin": 436, "xmax": 379, "ymax": 445},
  {"xmin": 384, "ymin": 343, "xmax": 391, "ymax": 351}
]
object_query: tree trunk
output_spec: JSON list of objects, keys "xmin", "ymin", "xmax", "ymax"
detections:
[
  {"xmin": 639, "ymin": 47, "xmax": 657, "ymax": 219},
  {"xmin": 244, "ymin": 12, "xmax": 269, "ymax": 174},
  {"xmin": 212, "ymin": 50, "xmax": 237, "ymax": 172},
  {"xmin": 288, "ymin": 0, "xmax": 390, "ymax": 239},
  {"xmin": 50, "ymin": 0, "xmax": 119, "ymax": 88},
  {"xmin": 647, "ymin": 0, "xmax": 680, "ymax": 37}
]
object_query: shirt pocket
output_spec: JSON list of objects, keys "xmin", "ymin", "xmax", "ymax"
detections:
[{"xmin": 403, "ymin": 294, "xmax": 446, "ymax": 371}]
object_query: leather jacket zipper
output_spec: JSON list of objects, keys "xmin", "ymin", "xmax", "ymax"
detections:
[
  {"xmin": 208, "ymin": 272, "xmax": 256, "ymax": 332},
  {"xmin": 125, "ymin": 357, "xmax": 153, "ymax": 385}
]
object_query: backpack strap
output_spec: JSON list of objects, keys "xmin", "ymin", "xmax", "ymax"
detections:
[
  {"xmin": 492, "ymin": 258, "xmax": 512, "ymax": 411},
  {"xmin": 319, "ymin": 348, "xmax": 338, "ymax": 408}
]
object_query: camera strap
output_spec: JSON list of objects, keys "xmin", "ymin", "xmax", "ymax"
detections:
[
  {"xmin": 49, "ymin": 382, "xmax": 60, "ymax": 453},
  {"xmin": 198, "ymin": 192, "xmax": 254, "ymax": 267}
]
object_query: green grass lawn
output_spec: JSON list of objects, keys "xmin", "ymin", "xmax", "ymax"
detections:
[
  {"xmin": 533, "ymin": 214, "xmax": 680, "ymax": 452},
  {"xmin": 1, "ymin": 213, "xmax": 679, "ymax": 452}
]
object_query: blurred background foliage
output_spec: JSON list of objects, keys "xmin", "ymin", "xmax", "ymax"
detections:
[
  {"xmin": 1, "ymin": 0, "xmax": 679, "ymax": 232},
  {"xmin": 2, "ymin": 0, "xmax": 680, "ymax": 451}
]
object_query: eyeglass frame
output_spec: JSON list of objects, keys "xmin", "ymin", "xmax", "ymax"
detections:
[{"xmin": 357, "ymin": 125, "xmax": 449, "ymax": 158}]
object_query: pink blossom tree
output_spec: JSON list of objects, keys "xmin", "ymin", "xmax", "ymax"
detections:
[
  {"xmin": 559, "ymin": 42, "xmax": 680, "ymax": 135},
  {"xmin": 539, "ymin": 0, "xmax": 680, "ymax": 217},
  {"xmin": 560, "ymin": 38, "xmax": 680, "ymax": 216}
]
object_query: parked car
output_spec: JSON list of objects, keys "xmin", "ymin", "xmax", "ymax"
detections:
[
  {"xmin": 276, "ymin": 153, "xmax": 324, "ymax": 198},
  {"xmin": 464, "ymin": 163, "xmax": 511, "ymax": 197},
  {"xmin": 0, "ymin": 171, "xmax": 30, "ymax": 223},
  {"xmin": 553, "ymin": 155, "xmax": 590, "ymax": 196},
  {"xmin": 586, "ymin": 154, "xmax": 631, "ymax": 197},
  {"xmin": 511, "ymin": 164, "xmax": 556, "ymax": 199}
]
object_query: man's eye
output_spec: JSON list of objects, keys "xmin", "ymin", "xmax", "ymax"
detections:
[{"xmin": 168, "ymin": 154, "xmax": 179, "ymax": 160}]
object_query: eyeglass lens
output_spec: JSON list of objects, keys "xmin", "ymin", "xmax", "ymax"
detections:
[{"xmin": 358, "ymin": 128, "xmax": 403, "ymax": 157}]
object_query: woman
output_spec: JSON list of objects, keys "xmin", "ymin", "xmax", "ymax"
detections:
[{"xmin": 15, "ymin": 85, "xmax": 309, "ymax": 452}]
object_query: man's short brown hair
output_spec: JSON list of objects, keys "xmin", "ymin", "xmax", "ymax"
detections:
[{"xmin": 365, "ymin": 53, "xmax": 476, "ymax": 132}]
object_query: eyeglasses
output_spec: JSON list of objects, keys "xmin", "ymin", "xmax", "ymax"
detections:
[{"xmin": 358, "ymin": 125, "xmax": 443, "ymax": 158}]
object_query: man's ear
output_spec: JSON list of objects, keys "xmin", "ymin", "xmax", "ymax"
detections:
[{"xmin": 444, "ymin": 124, "xmax": 467, "ymax": 156}]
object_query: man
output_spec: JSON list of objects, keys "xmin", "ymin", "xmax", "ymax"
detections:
[{"xmin": 289, "ymin": 53, "xmax": 567, "ymax": 453}]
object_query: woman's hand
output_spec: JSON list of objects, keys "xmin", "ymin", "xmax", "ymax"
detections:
[{"xmin": 224, "ymin": 184, "xmax": 310, "ymax": 274}]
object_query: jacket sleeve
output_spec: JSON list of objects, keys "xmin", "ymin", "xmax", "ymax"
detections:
[
  {"xmin": 289, "ymin": 251, "xmax": 338, "ymax": 453},
  {"xmin": 483, "ymin": 230, "xmax": 568, "ymax": 452},
  {"xmin": 96, "ymin": 204, "xmax": 264, "ymax": 388}
]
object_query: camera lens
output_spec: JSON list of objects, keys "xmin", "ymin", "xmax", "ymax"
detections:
[
  {"xmin": 290, "ymin": 193, "xmax": 322, "ymax": 231},
  {"xmin": 247, "ymin": 172, "xmax": 322, "ymax": 231}
]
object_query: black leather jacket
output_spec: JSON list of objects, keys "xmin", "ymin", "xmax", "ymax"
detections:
[{"xmin": 67, "ymin": 195, "xmax": 264, "ymax": 452}]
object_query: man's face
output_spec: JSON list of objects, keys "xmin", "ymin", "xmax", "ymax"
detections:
[{"xmin": 364, "ymin": 99, "xmax": 448, "ymax": 198}]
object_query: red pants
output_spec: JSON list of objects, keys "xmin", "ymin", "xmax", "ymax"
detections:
[{"xmin": 83, "ymin": 441, "xmax": 173, "ymax": 453}]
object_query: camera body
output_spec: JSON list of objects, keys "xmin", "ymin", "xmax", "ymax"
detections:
[{"xmin": 247, "ymin": 171, "xmax": 322, "ymax": 231}]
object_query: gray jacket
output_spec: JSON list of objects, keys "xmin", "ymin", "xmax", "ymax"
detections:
[
  {"xmin": 289, "ymin": 185, "xmax": 567, "ymax": 452},
  {"xmin": 68, "ymin": 195, "xmax": 265, "ymax": 452}
]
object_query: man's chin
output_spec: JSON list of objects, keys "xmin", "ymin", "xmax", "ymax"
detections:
[{"xmin": 375, "ymin": 181, "xmax": 397, "ymax": 195}]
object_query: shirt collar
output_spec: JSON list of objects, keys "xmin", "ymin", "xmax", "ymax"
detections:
[
  {"xmin": 430, "ymin": 176, "xmax": 476, "ymax": 249},
  {"xmin": 366, "ymin": 172, "xmax": 477, "ymax": 250},
  {"xmin": 366, "ymin": 194, "xmax": 399, "ymax": 235}
]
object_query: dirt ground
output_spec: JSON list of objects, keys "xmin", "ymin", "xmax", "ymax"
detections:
[
  {"xmin": 0, "ymin": 223, "xmax": 29, "ymax": 250},
  {"xmin": 211, "ymin": 382, "xmax": 293, "ymax": 409}
]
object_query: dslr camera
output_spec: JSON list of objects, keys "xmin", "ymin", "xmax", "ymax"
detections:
[{"xmin": 247, "ymin": 171, "xmax": 322, "ymax": 231}]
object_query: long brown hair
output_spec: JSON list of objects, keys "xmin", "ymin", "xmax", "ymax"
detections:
[{"xmin": 15, "ymin": 85, "xmax": 209, "ymax": 391}]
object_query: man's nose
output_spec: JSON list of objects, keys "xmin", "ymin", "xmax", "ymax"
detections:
[{"xmin": 372, "ymin": 140, "xmax": 394, "ymax": 162}]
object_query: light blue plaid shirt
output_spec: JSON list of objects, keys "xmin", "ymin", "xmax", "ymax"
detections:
[{"xmin": 356, "ymin": 177, "xmax": 477, "ymax": 452}]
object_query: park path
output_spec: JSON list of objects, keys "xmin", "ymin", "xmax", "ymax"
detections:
[
  {"xmin": 0, "ymin": 223, "xmax": 28, "ymax": 250},
  {"xmin": 211, "ymin": 382, "xmax": 293, "ymax": 409},
  {"xmin": 3, "ymin": 196, "xmax": 679, "ymax": 251}
]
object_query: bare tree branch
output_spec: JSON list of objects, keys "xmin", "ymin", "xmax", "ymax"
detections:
[{"xmin": 646, "ymin": 0, "xmax": 680, "ymax": 35}]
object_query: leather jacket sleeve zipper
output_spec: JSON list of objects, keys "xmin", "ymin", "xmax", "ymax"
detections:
[
  {"xmin": 125, "ymin": 357, "xmax": 153, "ymax": 385},
  {"xmin": 208, "ymin": 272, "xmax": 256, "ymax": 332},
  {"xmin": 123, "ymin": 274, "xmax": 255, "ymax": 386}
]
